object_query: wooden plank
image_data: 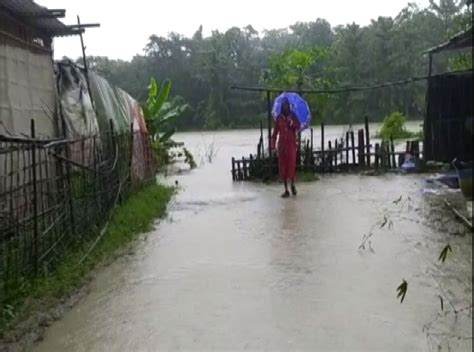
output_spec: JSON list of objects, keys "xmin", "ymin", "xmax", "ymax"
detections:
[
  {"xmin": 334, "ymin": 139, "xmax": 338, "ymax": 168},
  {"xmin": 242, "ymin": 157, "xmax": 247, "ymax": 179},
  {"xmin": 359, "ymin": 151, "xmax": 408, "ymax": 157}
]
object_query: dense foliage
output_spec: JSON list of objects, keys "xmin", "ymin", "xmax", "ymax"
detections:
[
  {"xmin": 85, "ymin": 0, "xmax": 472, "ymax": 130},
  {"xmin": 143, "ymin": 78, "xmax": 195, "ymax": 168}
]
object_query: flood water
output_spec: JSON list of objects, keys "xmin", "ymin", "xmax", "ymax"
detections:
[{"xmin": 35, "ymin": 124, "xmax": 472, "ymax": 352}]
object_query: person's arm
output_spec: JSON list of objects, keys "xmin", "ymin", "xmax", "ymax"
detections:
[
  {"xmin": 288, "ymin": 114, "xmax": 301, "ymax": 131},
  {"xmin": 271, "ymin": 118, "xmax": 279, "ymax": 151}
]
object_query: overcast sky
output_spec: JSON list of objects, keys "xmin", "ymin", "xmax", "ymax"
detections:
[{"xmin": 38, "ymin": 0, "xmax": 431, "ymax": 61}]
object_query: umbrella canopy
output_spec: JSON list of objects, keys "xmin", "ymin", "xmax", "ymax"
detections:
[{"xmin": 271, "ymin": 92, "xmax": 312, "ymax": 131}]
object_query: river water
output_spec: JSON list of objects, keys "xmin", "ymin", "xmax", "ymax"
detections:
[{"xmin": 34, "ymin": 124, "xmax": 472, "ymax": 352}]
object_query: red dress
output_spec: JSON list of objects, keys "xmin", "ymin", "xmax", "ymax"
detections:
[{"xmin": 271, "ymin": 114, "xmax": 300, "ymax": 180}]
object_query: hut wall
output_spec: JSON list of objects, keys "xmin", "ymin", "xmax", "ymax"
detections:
[
  {"xmin": 424, "ymin": 71, "xmax": 473, "ymax": 162},
  {"xmin": 0, "ymin": 29, "xmax": 56, "ymax": 138}
]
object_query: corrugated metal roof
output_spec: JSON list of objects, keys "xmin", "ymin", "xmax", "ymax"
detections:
[
  {"xmin": 425, "ymin": 26, "xmax": 473, "ymax": 54},
  {"xmin": 0, "ymin": 0, "xmax": 82, "ymax": 36}
]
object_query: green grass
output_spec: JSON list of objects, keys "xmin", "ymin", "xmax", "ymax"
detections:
[
  {"xmin": 297, "ymin": 171, "xmax": 320, "ymax": 182},
  {"xmin": 0, "ymin": 183, "xmax": 173, "ymax": 336},
  {"xmin": 262, "ymin": 171, "xmax": 320, "ymax": 184}
]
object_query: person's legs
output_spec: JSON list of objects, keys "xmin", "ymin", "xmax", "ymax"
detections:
[
  {"xmin": 290, "ymin": 178, "xmax": 297, "ymax": 196},
  {"xmin": 281, "ymin": 179, "xmax": 290, "ymax": 198}
]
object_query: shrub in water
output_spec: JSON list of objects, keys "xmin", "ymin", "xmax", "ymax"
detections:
[{"xmin": 378, "ymin": 112, "xmax": 414, "ymax": 141}]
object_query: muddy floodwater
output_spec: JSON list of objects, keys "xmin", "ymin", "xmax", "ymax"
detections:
[{"xmin": 35, "ymin": 125, "xmax": 472, "ymax": 352}]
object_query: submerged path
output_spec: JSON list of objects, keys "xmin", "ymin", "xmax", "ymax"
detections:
[{"xmin": 35, "ymin": 131, "xmax": 472, "ymax": 352}]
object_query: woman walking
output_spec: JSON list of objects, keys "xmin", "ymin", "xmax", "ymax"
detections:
[{"xmin": 271, "ymin": 98, "xmax": 300, "ymax": 198}]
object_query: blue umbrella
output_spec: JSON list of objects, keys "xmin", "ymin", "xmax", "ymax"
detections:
[{"xmin": 271, "ymin": 92, "xmax": 312, "ymax": 131}]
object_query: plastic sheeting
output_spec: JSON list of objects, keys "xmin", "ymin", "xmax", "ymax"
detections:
[
  {"xmin": 89, "ymin": 72, "xmax": 130, "ymax": 133},
  {"xmin": 117, "ymin": 88, "xmax": 152, "ymax": 182},
  {"xmin": 0, "ymin": 36, "xmax": 56, "ymax": 137},
  {"xmin": 55, "ymin": 60, "xmax": 151, "ymax": 181},
  {"xmin": 56, "ymin": 61, "xmax": 99, "ymax": 138}
]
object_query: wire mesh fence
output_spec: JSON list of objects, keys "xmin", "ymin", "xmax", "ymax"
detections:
[{"xmin": 0, "ymin": 120, "xmax": 155, "ymax": 303}]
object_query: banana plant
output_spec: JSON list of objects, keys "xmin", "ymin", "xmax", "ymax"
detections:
[{"xmin": 143, "ymin": 77, "xmax": 189, "ymax": 144}]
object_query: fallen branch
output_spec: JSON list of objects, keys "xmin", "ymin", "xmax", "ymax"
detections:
[{"xmin": 444, "ymin": 199, "xmax": 473, "ymax": 231}]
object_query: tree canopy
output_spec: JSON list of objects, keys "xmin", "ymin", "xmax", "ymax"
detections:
[{"xmin": 84, "ymin": 0, "xmax": 472, "ymax": 130}]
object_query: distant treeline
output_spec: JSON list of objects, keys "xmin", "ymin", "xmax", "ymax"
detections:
[{"xmin": 82, "ymin": 0, "xmax": 472, "ymax": 130}]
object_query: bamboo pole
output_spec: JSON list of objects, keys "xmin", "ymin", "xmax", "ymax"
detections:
[
  {"xmin": 31, "ymin": 119, "xmax": 39, "ymax": 274},
  {"xmin": 78, "ymin": 16, "xmax": 95, "ymax": 110},
  {"xmin": 444, "ymin": 200, "xmax": 473, "ymax": 230}
]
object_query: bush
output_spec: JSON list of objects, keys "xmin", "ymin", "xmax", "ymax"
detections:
[{"xmin": 377, "ymin": 112, "xmax": 415, "ymax": 141}]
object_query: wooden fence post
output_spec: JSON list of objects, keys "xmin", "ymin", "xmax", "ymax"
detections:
[
  {"xmin": 358, "ymin": 129, "xmax": 365, "ymax": 168},
  {"xmin": 31, "ymin": 119, "xmax": 39, "ymax": 274},
  {"xmin": 231, "ymin": 157, "xmax": 236, "ymax": 181},
  {"xmin": 321, "ymin": 122, "xmax": 325, "ymax": 172},
  {"xmin": 350, "ymin": 131, "xmax": 356, "ymax": 166},
  {"xmin": 237, "ymin": 160, "xmax": 242, "ymax": 181},
  {"xmin": 375, "ymin": 143, "xmax": 380, "ymax": 169},
  {"xmin": 328, "ymin": 140, "xmax": 333, "ymax": 172},
  {"xmin": 364, "ymin": 116, "xmax": 371, "ymax": 167},
  {"xmin": 345, "ymin": 131, "xmax": 349, "ymax": 167},
  {"xmin": 267, "ymin": 91, "xmax": 272, "ymax": 156},
  {"xmin": 249, "ymin": 154, "xmax": 254, "ymax": 179},
  {"xmin": 390, "ymin": 136, "xmax": 396, "ymax": 167}
]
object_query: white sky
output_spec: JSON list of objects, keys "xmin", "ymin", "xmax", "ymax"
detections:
[{"xmin": 38, "ymin": 0, "xmax": 430, "ymax": 61}]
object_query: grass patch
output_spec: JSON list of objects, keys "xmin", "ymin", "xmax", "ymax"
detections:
[
  {"xmin": 0, "ymin": 183, "xmax": 173, "ymax": 337},
  {"xmin": 262, "ymin": 171, "xmax": 320, "ymax": 184},
  {"xmin": 297, "ymin": 171, "xmax": 320, "ymax": 183}
]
